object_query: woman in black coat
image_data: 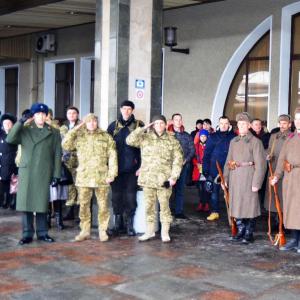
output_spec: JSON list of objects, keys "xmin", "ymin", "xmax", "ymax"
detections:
[{"xmin": 0, "ymin": 113, "xmax": 18, "ymax": 209}]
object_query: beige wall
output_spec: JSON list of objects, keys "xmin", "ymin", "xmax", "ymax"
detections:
[{"xmin": 163, "ymin": 0, "xmax": 296, "ymax": 131}]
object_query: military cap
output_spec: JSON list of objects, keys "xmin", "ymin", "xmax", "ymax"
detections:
[
  {"xmin": 278, "ymin": 114, "xmax": 291, "ymax": 122},
  {"xmin": 120, "ymin": 100, "xmax": 135, "ymax": 109},
  {"xmin": 152, "ymin": 114, "xmax": 167, "ymax": 124},
  {"xmin": 0, "ymin": 113, "xmax": 16, "ymax": 125},
  {"xmin": 236, "ymin": 112, "xmax": 252, "ymax": 123},
  {"xmin": 31, "ymin": 102, "xmax": 49, "ymax": 115},
  {"xmin": 294, "ymin": 107, "xmax": 300, "ymax": 116},
  {"xmin": 84, "ymin": 113, "xmax": 98, "ymax": 122}
]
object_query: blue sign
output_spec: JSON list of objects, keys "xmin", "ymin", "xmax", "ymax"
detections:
[{"xmin": 135, "ymin": 79, "xmax": 145, "ymax": 89}]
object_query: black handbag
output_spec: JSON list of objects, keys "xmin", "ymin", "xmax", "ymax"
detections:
[{"xmin": 59, "ymin": 163, "xmax": 74, "ymax": 186}]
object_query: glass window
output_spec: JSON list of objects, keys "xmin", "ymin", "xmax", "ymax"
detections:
[
  {"xmin": 224, "ymin": 32, "xmax": 270, "ymax": 124},
  {"xmin": 290, "ymin": 14, "xmax": 300, "ymax": 114}
]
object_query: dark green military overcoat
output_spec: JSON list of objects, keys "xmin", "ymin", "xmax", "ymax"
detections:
[{"xmin": 6, "ymin": 121, "xmax": 61, "ymax": 213}]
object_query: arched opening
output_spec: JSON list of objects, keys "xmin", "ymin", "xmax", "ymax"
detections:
[{"xmin": 224, "ymin": 32, "xmax": 270, "ymax": 125}]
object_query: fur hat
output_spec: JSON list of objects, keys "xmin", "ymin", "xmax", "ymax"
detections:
[
  {"xmin": 31, "ymin": 103, "xmax": 49, "ymax": 115},
  {"xmin": 120, "ymin": 100, "xmax": 135, "ymax": 110},
  {"xmin": 84, "ymin": 113, "xmax": 98, "ymax": 122},
  {"xmin": 278, "ymin": 114, "xmax": 291, "ymax": 122},
  {"xmin": 0, "ymin": 113, "xmax": 16, "ymax": 125},
  {"xmin": 236, "ymin": 112, "xmax": 252, "ymax": 123}
]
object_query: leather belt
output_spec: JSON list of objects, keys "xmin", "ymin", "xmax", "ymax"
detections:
[{"xmin": 228, "ymin": 160, "xmax": 254, "ymax": 170}]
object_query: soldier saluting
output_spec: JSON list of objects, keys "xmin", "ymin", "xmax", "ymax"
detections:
[
  {"xmin": 271, "ymin": 108, "xmax": 300, "ymax": 253},
  {"xmin": 126, "ymin": 115, "xmax": 183, "ymax": 242},
  {"xmin": 62, "ymin": 113, "xmax": 118, "ymax": 242},
  {"xmin": 223, "ymin": 112, "xmax": 266, "ymax": 244}
]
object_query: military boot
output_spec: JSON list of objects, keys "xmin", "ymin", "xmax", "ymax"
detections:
[
  {"xmin": 54, "ymin": 201, "xmax": 64, "ymax": 230},
  {"xmin": 126, "ymin": 214, "xmax": 136, "ymax": 237},
  {"xmin": 138, "ymin": 223, "xmax": 155, "ymax": 242},
  {"xmin": 99, "ymin": 230, "xmax": 109, "ymax": 242},
  {"xmin": 280, "ymin": 230, "xmax": 299, "ymax": 251},
  {"xmin": 113, "ymin": 214, "xmax": 123, "ymax": 235},
  {"xmin": 161, "ymin": 223, "xmax": 171, "ymax": 243},
  {"xmin": 242, "ymin": 219, "xmax": 256, "ymax": 244},
  {"xmin": 231, "ymin": 219, "xmax": 245, "ymax": 242},
  {"xmin": 75, "ymin": 231, "xmax": 91, "ymax": 242}
]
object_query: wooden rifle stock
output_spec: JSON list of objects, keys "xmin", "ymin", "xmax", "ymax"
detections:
[
  {"xmin": 216, "ymin": 161, "xmax": 237, "ymax": 237},
  {"xmin": 267, "ymin": 161, "xmax": 286, "ymax": 247}
]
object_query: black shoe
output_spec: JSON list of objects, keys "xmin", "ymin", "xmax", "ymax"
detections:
[
  {"xmin": 19, "ymin": 237, "xmax": 33, "ymax": 245},
  {"xmin": 175, "ymin": 213, "xmax": 187, "ymax": 219},
  {"xmin": 37, "ymin": 234, "xmax": 55, "ymax": 243},
  {"xmin": 231, "ymin": 220, "xmax": 245, "ymax": 242},
  {"xmin": 279, "ymin": 239, "xmax": 298, "ymax": 251}
]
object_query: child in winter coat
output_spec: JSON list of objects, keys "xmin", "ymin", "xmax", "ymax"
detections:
[{"xmin": 192, "ymin": 129, "xmax": 210, "ymax": 212}]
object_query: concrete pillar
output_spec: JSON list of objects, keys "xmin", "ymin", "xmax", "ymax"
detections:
[
  {"xmin": 94, "ymin": 0, "xmax": 130, "ymax": 129},
  {"xmin": 128, "ymin": 0, "xmax": 163, "ymax": 123}
]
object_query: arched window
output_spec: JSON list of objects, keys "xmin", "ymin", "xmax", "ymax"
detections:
[
  {"xmin": 289, "ymin": 13, "xmax": 300, "ymax": 114},
  {"xmin": 224, "ymin": 32, "xmax": 270, "ymax": 124}
]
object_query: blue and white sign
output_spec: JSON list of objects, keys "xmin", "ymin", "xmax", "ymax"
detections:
[{"xmin": 135, "ymin": 79, "xmax": 145, "ymax": 89}]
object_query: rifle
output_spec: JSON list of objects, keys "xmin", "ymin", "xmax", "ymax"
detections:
[
  {"xmin": 216, "ymin": 161, "xmax": 237, "ymax": 237},
  {"xmin": 267, "ymin": 161, "xmax": 286, "ymax": 247}
]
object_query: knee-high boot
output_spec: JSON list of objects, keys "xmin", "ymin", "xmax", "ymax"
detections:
[{"xmin": 53, "ymin": 200, "xmax": 64, "ymax": 230}]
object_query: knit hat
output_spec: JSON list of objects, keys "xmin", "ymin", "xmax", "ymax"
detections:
[
  {"xmin": 120, "ymin": 100, "xmax": 135, "ymax": 110},
  {"xmin": 236, "ymin": 112, "xmax": 252, "ymax": 123},
  {"xmin": 278, "ymin": 114, "xmax": 291, "ymax": 122},
  {"xmin": 151, "ymin": 114, "xmax": 167, "ymax": 124},
  {"xmin": 0, "ymin": 113, "xmax": 16, "ymax": 125},
  {"xmin": 31, "ymin": 103, "xmax": 49, "ymax": 115},
  {"xmin": 199, "ymin": 129, "xmax": 209, "ymax": 137}
]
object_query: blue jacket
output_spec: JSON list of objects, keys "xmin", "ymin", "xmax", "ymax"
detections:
[
  {"xmin": 202, "ymin": 129, "xmax": 236, "ymax": 178},
  {"xmin": 174, "ymin": 131, "xmax": 195, "ymax": 163}
]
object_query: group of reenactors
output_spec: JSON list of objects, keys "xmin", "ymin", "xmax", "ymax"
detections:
[{"xmin": 5, "ymin": 99, "xmax": 300, "ymax": 254}]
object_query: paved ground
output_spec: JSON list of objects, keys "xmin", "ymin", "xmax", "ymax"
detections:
[{"xmin": 1, "ymin": 187, "xmax": 300, "ymax": 300}]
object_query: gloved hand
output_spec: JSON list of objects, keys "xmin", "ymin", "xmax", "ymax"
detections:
[
  {"xmin": 19, "ymin": 112, "xmax": 33, "ymax": 124},
  {"xmin": 51, "ymin": 178, "xmax": 60, "ymax": 187}
]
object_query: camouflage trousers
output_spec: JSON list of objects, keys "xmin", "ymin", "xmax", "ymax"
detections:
[
  {"xmin": 77, "ymin": 187, "xmax": 110, "ymax": 233},
  {"xmin": 143, "ymin": 187, "xmax": 172, "ymax": 224},
  {"xmin": 66, "ymin": 168, "xmax": 78, "ymax": 206}
]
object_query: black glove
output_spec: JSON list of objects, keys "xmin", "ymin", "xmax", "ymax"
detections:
[
  {"xmin": 51, "ymin": 178, "xmax": 60, "ymax": 187},
  {"xmin": 19, "ymin": 112, "xmax": 33, "ymax": 124}
]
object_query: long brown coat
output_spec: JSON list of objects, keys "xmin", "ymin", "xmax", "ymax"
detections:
[
  {"xmin": 264, "ymin": 130, "xmax": 290, "ymax": 212},
  {"xmin": 274, "ymin": 133, "xmax": 300, "ymax": 229},
  {"xmin": 224, "ymin": 132, "xmax": 266, "ymax": 218}
]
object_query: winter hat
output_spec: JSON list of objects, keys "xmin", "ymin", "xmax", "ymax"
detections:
[
  {"xmin": 278, "ymin": 114, "xmax": 291, "ymax": 122},
  {"xmin": 236, "ymin": 112, "xmax": 252, "ymax": 123},
  {"xmin": 84, "ymin": 113, "xmax": 98, "ymax": 122},
  {"xmin": 120, "ymin": 100, "xmax": 135, "ymax": 110},
  {"xmin": 151, "ymin": 115, "xmax": 167, "ymax": 124},
  {"xmin": 0, "ymin": 113, "xmax": 16, "ymax": 125},
  {"xmin": 199, "ymin": 129, "xmax": 209, "ymax": 137},
  {"xmin": 31, "ymin": 103, "xmax": 49, "ymax": 115}
]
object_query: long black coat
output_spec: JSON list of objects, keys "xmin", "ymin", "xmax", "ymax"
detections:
[{"xmin": 0, "ymin": 130, "xmax": 17, "ymax": 181}]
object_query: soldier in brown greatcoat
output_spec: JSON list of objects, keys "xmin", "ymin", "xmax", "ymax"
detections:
[
  {"xmin": 223, "ymin": 112, "xmax": 266, "ymax": 244},
  {"xmin": 264, "ymin": 115, "xmax": 291, "ymax": 214},
  {"xmin": 271, "ymin": 108, "xmax": 300, "ymax": 253}
]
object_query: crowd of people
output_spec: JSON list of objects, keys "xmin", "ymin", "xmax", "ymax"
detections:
[{"xmin": 1, "ymin": 100, "xmax": 300, "ymax": 254}]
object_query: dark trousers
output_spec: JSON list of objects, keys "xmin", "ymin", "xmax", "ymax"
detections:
[
  {"xmin": 111, "ymin": 172, "xmax": 138, "ymax": 216},
  {"xmin": 210, "ymin": 182, "xmax": 220, "ymax": 213},
  {"xmin": 0, "ymin": 180, "xmax": 10, "ymax": 207},
  {"xmin": 174, "ymin": 164, "xmax": 189, "ymax": 214},
  {"xmin": 22, "ymin": 212, "xmax": 48, "ymax": 238},
  {"xmin": 196, "ymin": 181, "xmax": 210, "ymax": 205}
]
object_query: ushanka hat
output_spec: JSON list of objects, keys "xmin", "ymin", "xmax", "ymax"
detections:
[
  {"xmin": 30, "ymin": 103, "xmax": 49, "ymax": 115},
  {"xmin": 0, "ymin": 113, "xmax": 16, "ymax": 125},
  {"xmin": 120, "ymin": 100, "xmax": 135, "ymax": 110},
  {"xmin": 278, "ymin": 114, "xmax": 291, "ymax": 122},
  {"xmin": 236, "ymin": 112, "xmax": 252, "ymax": 123}
]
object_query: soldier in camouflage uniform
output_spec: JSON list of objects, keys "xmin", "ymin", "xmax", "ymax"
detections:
[
  {"xmin": 60, "ymin": 106, "xmax": 80, "ymax": 222},
  {"xmin": 126, "ymin": 115, "xmax": 183, "ymax": 242},
  {"xmin": 62, "ymin": 113, "xmax": 118, "ymax": 242}
]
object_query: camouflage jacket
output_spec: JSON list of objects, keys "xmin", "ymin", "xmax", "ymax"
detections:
[
  {"xmin": 62, "ymin": 127, "xmax": 118, "ymax": 187},
  {"xmin": 60, "ymin": 123, "xmax": 79, "ymax": 169},
  {"xmin": 126, "ymin": 127, "xmax": 183, "ymax": 189}
]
